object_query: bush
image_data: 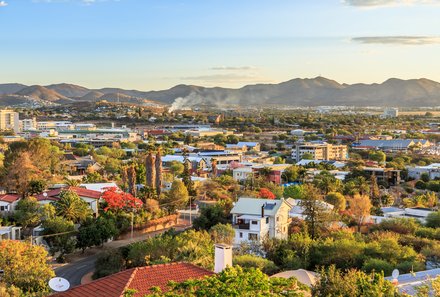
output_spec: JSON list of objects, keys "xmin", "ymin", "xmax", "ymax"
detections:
[
  {"xmin": 233, "ymin": 254, "xmax": 279, "ymax": 275},
  {"xmin": 415, "ymin": 180, "xmax": 426, "ymax": 190},
  {"xmin": 415, "ymin": 227, "xmax": 440, "ymax": 240},
  {"xmin": 396, "ymin": 260, "xmax": 425, "ymax": 274},
  {"xmin": 426, "ymin": 211, "xmax": 440, "ymax": 228},
  {"xmin": 93, "ymin": 249, "xmax": 125, "ymax": 279},
  {"xmin": 362, "ymin": 258, "xmax": 393, "ymax": 276},
  {"xmin": 374, "ymin": 218, "xmax": 420, "ymax": 235}
]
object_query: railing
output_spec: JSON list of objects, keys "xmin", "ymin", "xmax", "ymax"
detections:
[{"xmin": 233, "ymin": 223, "xmax": 250, "ymax": 230}]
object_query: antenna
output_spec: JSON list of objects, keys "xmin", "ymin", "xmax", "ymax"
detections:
[{"xmin": 49, "ymin": 277, "xmax": 70, "ymax": 292}]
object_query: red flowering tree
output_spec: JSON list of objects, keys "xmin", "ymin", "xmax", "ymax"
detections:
[
  {"xmin": 258, "ymin": 188, "xmax": 276, "ymax": 199},
  {"xmin": 102, "ymin": 187, "xmax": 143, "ymax": 211}
]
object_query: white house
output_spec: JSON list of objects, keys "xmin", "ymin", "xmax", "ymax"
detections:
[
  {"xmin": 0, "ymin": 194, "xmax": 20, "ymax": 213},
  {"xmin": 36, "ymin": 186, "xmax": 101, "ymax": 216},
  {"xmin": 230, "ymin": 198, "xmax": 292, "ymax": 245},
  {"xmin": 407, "ymin": 163, "xmax": 440, "ymax": 180},
  {"xmin": 232, "ymin": 166, "xmax": 253, "ymax": 182},
  {"xmin": 0, "ymin": 226, "xmax": 21, "ymax": 241}
]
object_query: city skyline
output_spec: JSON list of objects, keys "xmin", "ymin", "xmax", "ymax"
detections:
[{"xmin": 1, "ymin": 0, "xmax": 440, "ymax": 90}]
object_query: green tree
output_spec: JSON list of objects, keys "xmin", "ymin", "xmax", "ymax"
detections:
[
  {"xmin": 13, "ymin": 197, "xmax": 42, "ymax": 230},
  {"xmin": 233, "ymin": 255, "xmax": 279, "ymax": 275},
  {"xmin": 169, "ymin": 161, "xmax": 184, "ymax": 177},
  {"xmin": 163, "ymin": 180, "xmax": 189, "ymax": 212},
  {"xmin": 325, "ymin": 192, "xmax": 346, "ymax": 212},
  {"xmin": 300, "ymin": 184, "xmax": 333, "ymax": 239},
  {"xmin": 146, "ymin": 266, "xmax": 307, "ymax": 297},
  {"xmin": 28, "ymin": 179, "xmax": 47, "ymax": 195},
  {"xmin": 209, "ymin": 223, "xmax": 235, "ymax": 245},
  {"xmin": 0, "ymin": 240, "xmax": 55, "ymax": 294},
  {"xmin": 312, "ymin": 265, "xmax": 398, "ymax": 297},
  {"xmin": 53, "ymin": 190, "xmax": 92, "ymax": 223},
  {"xmin": 42, "ymin": 216, "xmax": 77, "ymax": 262},
  {"xmin": 193, "ymin": 201, "xmax": 231, "ymax": 230},
  {"xmin": 283, "ymin": 185, "xmax": 305, "ymax": 199}
]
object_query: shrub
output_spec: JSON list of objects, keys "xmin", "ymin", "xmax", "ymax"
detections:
[
  {"xmin": 426, "ymin": 211, "xmax": 440, "ymax": 228},
  {"xmin": 93, "ymin": 249, "xmax": 125, "ymax": 279},
  {"xmin": 233, "ymin": 254, "xmax": 279, "ymax": 275},
  {"xmin": 374, "ymin": 218, "xmax": 420, "ymax": 235},
  {"xmin": 362, "ymin": 258, "xmax": 393, "ymax": 276}
]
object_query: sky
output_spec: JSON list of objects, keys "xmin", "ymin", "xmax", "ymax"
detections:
[{"xmin": 0, "ymin": 0, "xmax": 440, "ymax": 90}]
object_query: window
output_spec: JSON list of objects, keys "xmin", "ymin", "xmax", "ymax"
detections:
[
  {"xmin": 251, "ymin": 220, "xmax": 258, "ymax": 225},
  {"xmin": 248, "ymin": 233, "xmax": 258, "ymax": 241},
  {"xmin": 0, "ymin": 205, "xmax": 8, "ymax": 211},
  {"xmin": 276, "ymin": 216, "xmax": 279, "ymax": 222},
  {"xmin": 266, "ymin": 217, "xmax": 269, "ymax": 224},
  {"xmin": 239, "ymin": 232, "xmax": 243, "ymax": 238}
]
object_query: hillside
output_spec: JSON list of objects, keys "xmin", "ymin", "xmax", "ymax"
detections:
[{"xmin": 1, "ymin": 77, "xmax": 440, "ymax": 107}]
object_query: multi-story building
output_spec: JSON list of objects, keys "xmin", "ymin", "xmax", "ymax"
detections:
[
  {"xmin": 381, "ymin": 107, "xmax": 399, "ymax": 118},
  {"xmin": 0, "ymin": 109, "xmax": 19, "ymax": 133},
  {"xmin": 230, "ymin": 197, "xmax": 292, "ymax": 245},
  {"xmin": 19, "ymin": 117, "xmax": 37, "ymax": 131},
  {"xmin": 291, "ymin": 142, "xmax": 348, "ymax": 162}
]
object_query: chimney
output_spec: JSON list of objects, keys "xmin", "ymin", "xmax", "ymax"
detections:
[
  {"xmin": 261, "ymin": 204, "xmax": 265, "ymax": 218},
  {"xmin": 214, "ymin": 244, "xmax": 232, "ymax": 273}
]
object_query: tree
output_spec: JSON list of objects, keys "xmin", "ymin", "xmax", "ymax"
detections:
[
  {"xmin": 146, "ymin": 266, "xmax": 308, "ymax": 297},
  {"xmin": 312, "ymin": 265, "xmax": 397, "ymax": 297},
  {"xmin": 301, "ymin": 152, "xmax": 314, "ymax": 160},
  {"xmin": 258, "ymin": 188, "xmax": 276, "ymax": 199},
  {"xmin": 145, "ymin": 152, "xmax": 156, "ymax": 189},
  {"xmin": 283, "ymin": 185, "xmax": 305, "ymax": 199},
  {"xmin": 3, "ymin": 151, "xmax": 40, "ymax": 197},
  {"xmin": 127, "ymin": 165, "xmax": 137, "ymax": 197},
  {"xmin": 102, "ymin": 187, "xmax": 143, "ymax": 211},
  {"xmin": 421, "ymin": 172, "xmax": 430, "ymax": 183},
  {"xmin": 182, "ymin": 157, "xmax": 196, "ymax": 196},
  {"xmin": 155, "ymin": 149, "xmax": 163, "ymax": 195},
  {"xmin": 325, "ymin": 192, "xmax": 346, "ymax": 212},
  {"xmin": 300, "ymin": 184, "xmax": 333, "ymax": 239},
  {"xmin": 313, "ymin": 171, "xmax": 342, "ymax": 194},
  {"xmin": 77, "ymin": 215, "xmax": 119, "ymax": 252},
  {"xmin": 368, "ymin": 151, "xmax": 386, "ymax": 164},
  {"xmin": 164, "ymin": 180, "xmax": 189, "ymax": 212},
  {"xmin": 13, "ymin": 197, "xmax": 42, "ymax": 230},
  {"xmin": 209, "ymin": 223, "xmax": 235, "ymax": 245},
  {"xmin": 170, "ymin": 161, "xmax": 184, "ymax": 176},
  {"xmin": 283, "ymin": 165, "xmax": 305, "ymax": 182},
  {"xmin": 28, "ymin": 179, "xmax": 47, "ymax": 195},
  {"xmin": 53, "ymin": 190, "xmax": 92, "ymax": 223},
  {"xmin": 42, "ymin": 216, "xmax": 77, "ymax": 262},
  {"xmin": 348, "ymin": 194, "xmax": 372, "ymax": 232},
  {"xmin": 0, "ymin": 240, "xmax": 54, "ymax": 294},
  {"xmin": 233, "ymin": 255, "xmax": 278, "ymax": 275},
  {"xmin": 193, "ymin": 202, "xmax": 231, "ymax": 230}
]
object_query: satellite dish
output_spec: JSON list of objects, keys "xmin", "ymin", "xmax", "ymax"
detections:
[
  {"xmin": 49, "ymin": 277, "xmax": 70, "ymax": 292},
  {"xmin": 43, "ymin": 192, "xmax": 48, "ymax": 198},
  {"xmin": 392, "ymin": 269, "xmax": 399, "ymax": 280}
]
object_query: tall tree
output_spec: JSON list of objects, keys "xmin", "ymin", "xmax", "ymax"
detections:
[
  {"xmin": 370, "ymin": 173, "xmax": 380, "ymax": 206},
  {"xmin": 127, "ymin": 165, "xmax": 137, "ymax": 197},
  {"xmin": 155, "ymin": 149, "xmax": 162, "ymax": 195},
  {"xmin": 164, "ymin": 179, "xmax": 189, "ymax": 212},
  {"xmin": 348, "ymin": 194, "xmax": 372, "ymax": 232},
  {"xmin": 182, "ymin": 157, "xmax": 196, "ymax": 196},
  {"xmin": 3, "ymin": 151, "xmax": 40, "ymax": 197},
  {"xmin": 145, "ymin": 152, "xmax": 156, "ymax": 189},
  {"xmin": 300, "ymin": 184, "xmax": 333, "ymax": 239},
  {"xmin": 13, "ymin": 197, "xmax": 43, "ymax": 230}
]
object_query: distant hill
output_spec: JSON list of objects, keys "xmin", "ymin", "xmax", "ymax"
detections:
[
  {"xmin": 1, "ymin": 77, "xmax": 440, "ymax": 107},
  {"xmin": 15, "ymin": 85, "xmax": 70, "ymax": 102},
  {"xmin": 46, "ymin": 83, "xmax": 90, "ymax": 98}
]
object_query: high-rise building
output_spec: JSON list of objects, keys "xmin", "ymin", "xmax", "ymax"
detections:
[
  {"xmin": 0, "ymin": 109, "xmax": 19, "ymax": 133},
  {"xmin": 381, "ymin": 107, "xmax": 399, "ymax": 118}
]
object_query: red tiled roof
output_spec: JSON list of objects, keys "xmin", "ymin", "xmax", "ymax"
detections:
[
  {"xmin": 53, "ymin": 262, "xmax": 214, "ymax": 297},
  {"xmin": 35, "ymin": 187, "xmax": 101, "ymax": 201},
  {"xmin": 0, "ymin": 194, "xmax": 20, "ymax": 203}
]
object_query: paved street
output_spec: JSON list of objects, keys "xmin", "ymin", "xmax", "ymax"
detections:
[{"xmin": 55, "ymin": 223, "xmax": 190, "ymax": 287}]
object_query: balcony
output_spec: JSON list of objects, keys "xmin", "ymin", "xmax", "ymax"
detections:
[{"xmin": 233, "ymin": 223, "xmax": 250, "ymax": 230}]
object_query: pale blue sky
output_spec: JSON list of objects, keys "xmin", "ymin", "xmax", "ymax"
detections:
[{"xmin": 1, "ymin": 0, "xmax": 440, "ymax": 90}]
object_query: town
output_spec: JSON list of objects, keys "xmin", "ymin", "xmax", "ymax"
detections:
[{"xmin": 0, "ymin": 104, "xmax": 439, "ymax": 296}]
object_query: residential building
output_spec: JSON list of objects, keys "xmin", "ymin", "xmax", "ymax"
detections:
[
  {"xmin": 0, "ymin": 109, "xmax": 19, "ymax": 133},
  {"xmin": 0, "ymin": 226, "xmax": 21, "ymax": 241},
  {"xmin": 291, "ymin": 142, "xmax": 348, "ymax": 162},
  {"xmin": 36, "ymin": 187, "xmax": 101, "ymax": 216},
  {"xmin": 407, "ymin": 163, "xmax": 440, "ymax": 180},
  {"xmin": 19, "ymin": 117, "xmax": 37, "ymax": 131},
  {"xmin": 362, "ymin": 167, "xmax": 401, "ymax": 186},
  {"xmin": 52, "ymin": 262, "xmax": 214, "ymax": 297},
  {"xmin": 0, "ymin": 194, "xmax": 20, "ymax": 213},
  {"xmin": 230, "ymin": 198, "xmax": 292, "ymax": 245}
]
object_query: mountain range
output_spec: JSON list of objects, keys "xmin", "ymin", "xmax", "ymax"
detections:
[{"xmin": 1, "ymin": 77, "xmax": 440, "ymax": 108}]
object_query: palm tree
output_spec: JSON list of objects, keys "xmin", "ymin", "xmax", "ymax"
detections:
[{"xmin": 53, "ymin": 190, "xmax": 92, "ymax": 223}]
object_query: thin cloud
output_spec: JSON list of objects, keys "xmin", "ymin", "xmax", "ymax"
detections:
[
  {"xmin": 0, "ymin": 1, "xmax": 7, "ymax": 7},
  {"xmin": 352, "ymin": 36, "xmax": 440, "ymax": 45},
  {"xmin": 181, "ymin": 73, "xmax": 270, "ymax": 84},
  {"xmin": 343, "ymin": 0, "xmax": 440, "ymax": 7},
  {"xmin": 210, "ymin": 66, "xmax": 258, "ymax": 71},
  {"xmin": 33, "ymin": 0, "xmax": 119, "ymax": 4}
]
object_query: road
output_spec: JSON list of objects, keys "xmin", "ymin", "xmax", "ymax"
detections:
[{"xmin": 55, "ymin": 223, "xmax": 191, "ymax": 287}]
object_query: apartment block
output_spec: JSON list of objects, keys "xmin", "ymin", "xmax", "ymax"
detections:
[{"xmin": 292, "ymin": 142, "xmax": 348, "ymax": 162}]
